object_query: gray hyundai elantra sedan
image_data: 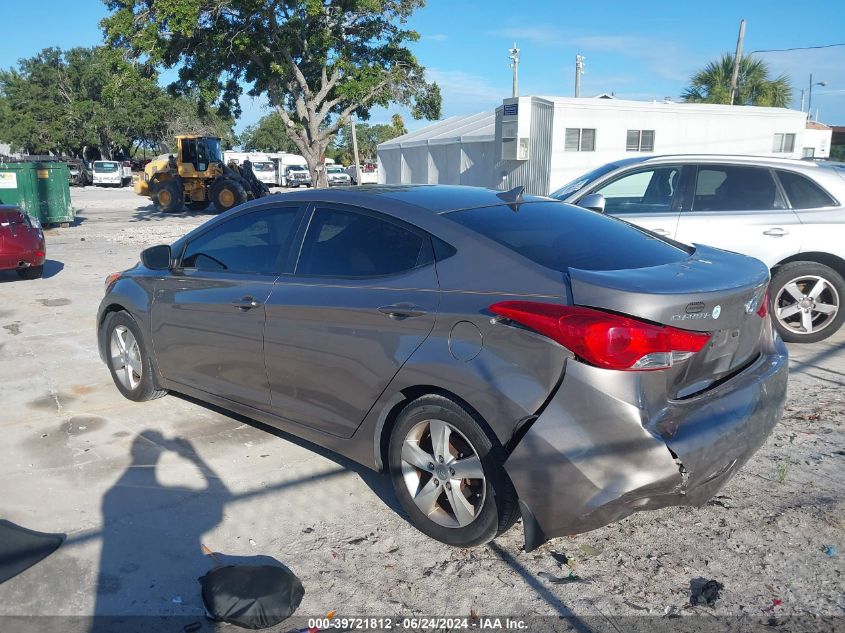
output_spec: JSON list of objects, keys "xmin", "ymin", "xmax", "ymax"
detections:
[{"xmin": 97, "ymin": 185, "xmax": 787, "ymax": 550}]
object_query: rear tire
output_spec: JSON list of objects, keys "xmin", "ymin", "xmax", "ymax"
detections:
[
  {"xmin": 770, "ymin": 261, "xmax": 844, "ymax": 343},
  {"xmin": 210, "ymin": 178, "xmax": 248, "ymax": 212},
  {"xmin": 153, "ymin": 179, "xmax": 184, "ymax": 213},
  {"xmin": 102, "ymin": 311, "xmax": 167, "ymax": 402},
  {"xmin": 388, "ymin": 394, "xmax": 519, "ymax": 547},
  {"xmin": 16, "ymin": 265, "xmax": 43, "ymax": 280}
]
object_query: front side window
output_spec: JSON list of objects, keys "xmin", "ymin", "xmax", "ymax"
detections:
[
  {"xmin": 590, "ymin": 166, "xmax": 681, "ymax": 214},
  {"xmin": 181, "ymin": 207, "xmax": 300, "ymax": 274},
  {"xmin": 691, "ymin": 166, "xmax": 785, "ymax": 212},
  {"xmin": 564, "ymin": 128, "xmax": 596, "ymax": 152},
  {"xmin": 297, "ymin": 208, "xmax": 427, "ymax": 278},
  {"xmin": 777, "ymin": 171, "xmax": 837, "ymax": 209}
]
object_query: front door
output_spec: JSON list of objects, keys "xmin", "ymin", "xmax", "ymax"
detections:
[
  {"xmin": 578, "ymin": 164, "xmax": 686, "ymax": 238},
  {"xmin": 264, "ymin": 205, "xmax": 439, "ymax": 438},
  {"xmin": 152, "ymin": 205, "xmax": 304, "ymax": 410}
]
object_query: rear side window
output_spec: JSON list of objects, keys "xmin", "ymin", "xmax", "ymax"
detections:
[
  {"xmin": 297, "ymin": 208, "xmax": 428, "ymax": 277},
  {"xmin": 181, "ymin": 207, "xmax": 300, "ymax": 274},
  {"xmin": 691, "ymin": 166, "xmax": 786, "ymax": 211},
  {"xmin": 776, "ymin": 171, "xmax": 837, "ymax": 209},
  {"xmin": 447, "ymin": 201, "xmax": 690, "ymax": 272}
]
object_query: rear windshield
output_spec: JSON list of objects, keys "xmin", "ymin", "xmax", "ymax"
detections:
[
  {"xmin": 447, "ymin": 201, "xmax": 691, "ymax": 272},
  {"xmin": 94, "ymin": 162, "xmax": 119, "ymax": 172}
]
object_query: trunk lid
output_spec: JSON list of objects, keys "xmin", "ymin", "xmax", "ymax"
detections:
[{"xmin": 568, "ymin": 244, "xmax": 770, "ymax": 398}]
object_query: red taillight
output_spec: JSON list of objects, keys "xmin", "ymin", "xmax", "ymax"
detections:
[
  {"xmin": 490, "ymin": 301, "xmax": 711, "ymax": 371},
  {"xmin": 757, "ymin": 290, "xmax": 769, "ymax": 318}
]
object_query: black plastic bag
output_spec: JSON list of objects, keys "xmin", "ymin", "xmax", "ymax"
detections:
[
  {"xmin": 199, "ymin": 564, "xmax": 304, "ymax": 629},
  {"xmin": 0, "ymin": 519, "xmax": 64, "ymax": 584}
]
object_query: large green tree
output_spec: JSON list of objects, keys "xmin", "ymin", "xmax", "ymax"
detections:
[
  {"xmin": 0, "ymin": 46, "xmax": 172, "ymax": 159},
  {"xmin": 682, "ymin": 54, "xmax": 792, "ymax": 107},
  {"xmin": 102, "ymin": 0, "xmax": 441, "ymax": 186},
  {"xmin": 239, "ymin": 113, "xmax": 299, "ymax": 153}
]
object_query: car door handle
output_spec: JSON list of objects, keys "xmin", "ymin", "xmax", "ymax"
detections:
[
  {"xmin": 378, "ymin": 303, "xmax": 427, "ymax": 319},
  {"xmin": 231, "ymin": 296, "xmax": 260, "ymax": 310},
  {"xmin": 763, "ymin": 227, "xmax": 788, "ymax": 237}
]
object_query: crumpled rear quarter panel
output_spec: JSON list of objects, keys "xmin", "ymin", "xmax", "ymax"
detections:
[{"xmin": 505, "ymin": 323, "xmax": 788, "ymax": 550}]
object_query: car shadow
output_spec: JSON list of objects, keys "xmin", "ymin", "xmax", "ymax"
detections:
[
  {"xmin": 171, "ymin": 392, "xmax": 406, "ymax": 519},
  {"xmin": 0, "ymin": 260, "xmax": 63, "ymax": 283}
]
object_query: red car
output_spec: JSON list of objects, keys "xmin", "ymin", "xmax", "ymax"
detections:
[{"xmin": 0, "ymin": 206, "xmax": 46, "ymax": 279}]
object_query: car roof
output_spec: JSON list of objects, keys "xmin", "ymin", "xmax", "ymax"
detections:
[
  {"xmin": 264, "ymin": 184, "xmax": 549, "ymax": 215},
  {"xmin": 614, "ymin": 153, "xmax": 843, "ymax": 172}
]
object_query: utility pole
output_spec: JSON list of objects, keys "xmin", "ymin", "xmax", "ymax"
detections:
[
  {"xmin": 350, "ymin": 117, "xmax": 361, "ymax": 186},
  {"xmin": 728, "ymin": 18, "xmax": 746, "ymax": 105},
  {"xmin": 575, "ymin": 54, "xmax": 584, "ymax": 98},
  {"xmin": 508, "ymin": 43, "xmax": 520, "ymax": 98}
]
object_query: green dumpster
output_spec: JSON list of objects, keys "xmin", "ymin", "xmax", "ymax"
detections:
[{"xmin": 0, "ymin": 161, "xmax": 74, "ymax": 226}]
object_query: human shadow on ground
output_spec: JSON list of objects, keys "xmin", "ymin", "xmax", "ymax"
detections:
[{"xmin": 90, "ymin": 430, "xmax": 232, "ymax": 632}]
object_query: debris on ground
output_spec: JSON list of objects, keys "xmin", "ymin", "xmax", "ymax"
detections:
[
  {"xmin": 663, "ymin": 605, "xmax": 682, "ymax": 618},
  {"xmin": 578, "ymin": 544, "xmax": 602, "ymax": 557},
  {"xmin": 549, "ymin": 550, "xmax": 569, "ymax": 565},
  {"xmin": 689, "ymin": 578, "xmax": 724, "ymax": 606},
  {"xmin": 822, "ymin": 545, "xmax": 837, "ymax": 557},
  {"xmin": 764, "ymin": 598, "xmax": 783, "ymax": 612},
  {"xmin": 538, "ymin": 571, "xmax": 584, "ymax": 584}
]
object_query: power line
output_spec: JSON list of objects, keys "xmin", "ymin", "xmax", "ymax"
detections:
[{"xmin": 750, "ymin": 43, "xmax": 845, "ymax": 54}]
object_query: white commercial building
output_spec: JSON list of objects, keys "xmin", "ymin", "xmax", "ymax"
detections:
[{"xmin": 378, "ymin": 96, "xmax": 832, "ymax": 195}]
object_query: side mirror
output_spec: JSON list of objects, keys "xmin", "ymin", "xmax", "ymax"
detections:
[
  {"xmin": 577, "ymin": 193, "xmax": 606, "ymax": 213},
  {"xmin": 141, "ymin": 244, "xmax": 172, "ymax": 270}
]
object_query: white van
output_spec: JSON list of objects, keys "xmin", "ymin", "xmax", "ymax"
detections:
[{"xmin": 93, "ymin": 161, "xmax": 124, "ymax": 187}]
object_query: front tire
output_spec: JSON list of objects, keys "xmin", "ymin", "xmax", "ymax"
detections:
[
  {"xmin": 103, "ymin": 311, "xmax": 167, "ymax": 402},
  {"xmin": 770, "ymin": 261, "xmax": 844, "ymax": 343},
  {"xmin": 153, "ymin": 179, "xmax": 184, "ymax": 213},
  {"xmin": 210, "ymin": 178, "xmax": 248, "ymax": 212},
  {"xmin": 388, "ymin": 394, "xmax": 519, "ymax": 547}
]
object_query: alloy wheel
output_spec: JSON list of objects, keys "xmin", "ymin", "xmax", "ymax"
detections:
[
  {"xmin": 109, "ymin": 325, "xmax": 143, "ymax": 391},
  {"xmin": 400, "ymin": 419, "xmax": 486, "ymax": 528},
  {"xmin": 775, "ymin": 275, "xmax": 840, "ymax": 336}
]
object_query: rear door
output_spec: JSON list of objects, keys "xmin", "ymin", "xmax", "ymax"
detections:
[
  {"xmin": 152, "ymin": 205, "xmax": 304, "ymax": 410},
  {"xmin": 264, "ymin": 204, "xmax": 439, "ymax": 438},
  {"xmin": 576, "ymin": 164, "xmax": 686, "ymax": 238},
  {"xmin": 674, "ymin": 164, "xmax": 802, "ymax": 268}
]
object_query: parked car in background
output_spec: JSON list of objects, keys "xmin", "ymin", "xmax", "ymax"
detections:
[
  {"xmin": 285, "ymin": 165, "xmax": 312, "ymax": 188},
  {"xmin": 0, "ymin": 206, "xmax": 45, "ymax": 279},
  {"xmin": 92, "ymin": 160, "xmax": 125, "ymax": 187},
  {"xmin": 346, "ymin": 162, "xmax": 378, "ymax": 185},
  {"xmin": 67, "ymin": 159, "xmax": 91, "ymax": 187},
  {"xmin": 326, "ymin": 164, "xmax": 352, "ymax": 186},
  {"xmin": 97, "ymin": 185, "xmax": 786, "ymax": 550},
  {"xmin": 553, "ymin": 155, "xmax": 845, "ymax": 343}
]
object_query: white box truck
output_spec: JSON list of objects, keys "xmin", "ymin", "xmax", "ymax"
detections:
[
  {"xmin": 92, "ymin": 160, "xmax": 125, "ymax": 187},
  {"xmin": 223, "ymin": 151, "xmax": 279, "ymax": 186},
  {"xmin": 267, "ymin": 153, "xmax": 311, "ymax": 187}
]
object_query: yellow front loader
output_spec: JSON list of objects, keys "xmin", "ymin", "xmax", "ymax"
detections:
[{"xmin": 135, "ymin": 135, "xmax": 269, "ymax": 213}]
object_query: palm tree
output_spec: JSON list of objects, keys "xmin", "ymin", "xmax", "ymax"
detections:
[{"xmin": 682, "ymin": 54, "xmax": 792, "ymax": 107}]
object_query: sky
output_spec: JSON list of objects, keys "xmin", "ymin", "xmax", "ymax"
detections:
[{"xmin": 2, "ymin": 0, "xmax": 844, "ymax": 135}]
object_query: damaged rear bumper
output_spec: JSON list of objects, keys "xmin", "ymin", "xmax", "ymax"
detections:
[{"xmin": 505, "ymin": 326, "xmax": 788, "ymax": 552}]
